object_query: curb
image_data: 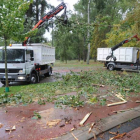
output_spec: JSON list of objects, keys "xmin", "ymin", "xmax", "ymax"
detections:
[{"xmin": 53, "ymin": 106, "xmax": 140, "ymax": 140}]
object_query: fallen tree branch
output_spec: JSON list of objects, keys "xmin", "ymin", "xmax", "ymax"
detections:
[{"xmin": 107, "ymin": 101, "xmax": 127, "ymax": 107}]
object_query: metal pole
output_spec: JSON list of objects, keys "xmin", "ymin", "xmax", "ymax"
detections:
[{"xmin": 86, "ymin": 0, "xmax": 90, "ymax": 64}]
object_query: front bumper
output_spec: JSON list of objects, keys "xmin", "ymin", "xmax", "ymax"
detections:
[{"xmin": 0, "ymin": 74, "xmax": 29, "ymax": 82}]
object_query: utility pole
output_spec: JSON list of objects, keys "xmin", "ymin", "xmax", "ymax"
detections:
[{"xmin": 86, "ymin": 0, "xmax": 90, "ymax": 64}]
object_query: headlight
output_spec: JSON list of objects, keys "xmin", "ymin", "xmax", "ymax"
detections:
[{"xmin": 18, "ymin": 77, "xmax": 25, "ymax": 80}]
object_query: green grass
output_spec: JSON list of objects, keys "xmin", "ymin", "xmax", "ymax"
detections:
[{"xmin": 54, "ymin": 60, "xmax": 103, "ymax": 68}]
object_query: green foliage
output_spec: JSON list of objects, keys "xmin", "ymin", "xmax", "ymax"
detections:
[
  {"xmin": 55, "ymin": 94, "xmax": 84, "ymax": 108},
  {"xmin": 105, "ymin": 1, "xmax": 140, "ymax": 48},
  {"xmin": 32, "ymin": 111, "xmax": 41, "ymax": 120},
  {"xmin": 100, "ymin": 98, "xmax": 106, "ymax": 106},
  {"xmin": 0, "ymin": 0, "xmax": 33, "ymax": 41}
]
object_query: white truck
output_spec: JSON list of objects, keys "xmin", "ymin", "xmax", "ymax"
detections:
[
  {"xmin": 0, "ymin": 44, "xmax": 55, "ymax": 84},
  {"xmin": 97, "ymin": 35, "xmax": 140, "ymax": 71},
  {"xmin": 97, "ymin": 47, "xmax": 140, "ymax": 70}
]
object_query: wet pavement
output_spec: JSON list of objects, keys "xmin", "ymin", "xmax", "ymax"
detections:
[
  {"xmin": 0, "ymin": 98, "xmax": 140, "ymax": 140},
  {"xmin": 95, "ymin": 117, "xmax": 140, "ymax": 140}
]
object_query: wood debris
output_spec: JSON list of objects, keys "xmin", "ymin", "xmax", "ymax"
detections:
[
  {"xmin": 88, "ymin": 122, "xmax": 95, "ymax": 133},
  {"xmin": 123, "ymin": 89, "xmax": 130, "ymax": 91},
  {"xmin": 107, "ymin": 93, "xmax": 127, "ymax": 107},
  {"xmin": 0, "ymin": 123, "xmax": 3, "ymax": 128},
  {"xmin": 92, "ymin": 84, "xmax": 105, "ymax": 87},
  {"xmin": 46, "ymin": 119, "xmax": 61, "ymax": 127},
  {"xmin": 59, "ymin": 124, "xmax": 65, "ymax": 127},
  {"xmin": 115, "ymin": 93, "xmax": 126, "ymax": 102},
  {"xmin": 109, "ymin": 131, "xmax": 118, "ymax": 135},
  {"xmin": 109, "ymin": 132, "xmax": 126, "ymax": 140},
  {"xmin": 11, "ymin": 125, "xmax": 16, "ymax": 131},
  {"xmin": 71, "ymin": 133, "xmax": 78, "ymax": 140},
  {"xmin": 136, "ymin": 100, "xmax": 140, "ymax": 103},
  {"xmin": 79, "ymin": 112, "xmax": 92, "ymax": 126},
  {"xmin": 107, "ymin": 101, "xmax": 127, "ymax": 107},
  {"xmin": 5, "ymin": 125, "xmax": 16, "ymax": 132},
  {"xmin": 70, "ymin": 128, "xmax": 75, "ymax": 131},
  {"xmin": 92, "ymin": 131, "xmax": 96, "ymax": 140}
]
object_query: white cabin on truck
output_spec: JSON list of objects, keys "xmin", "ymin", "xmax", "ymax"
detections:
[
  {"xmin": 97, "ymin": 47, "xmax": 140, "ymax": 70},
  {"xmin": 0, "ymin": 44, "xmax": 55, "ymax": 84}
]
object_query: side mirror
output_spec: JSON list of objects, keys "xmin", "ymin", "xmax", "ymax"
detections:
[{"xmin": 30, "ymin": 50, "xmax": 33, "ymax": 58}]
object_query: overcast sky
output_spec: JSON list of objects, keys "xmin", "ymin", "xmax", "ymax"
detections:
[
  {"xmin": 44, "ymin": 0, "xmax": 79, "ymax": 40},
  {"xmin": 47, "ymin": 0, "xmax": 78, "ymax": 12}
]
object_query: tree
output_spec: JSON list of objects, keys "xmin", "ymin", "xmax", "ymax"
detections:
[
  {"xmin": 105, "ymin": 1, "xmax": 140, "ymax": 48},
  {"xmin": 0, "ymin": 0, "xmax": 34, "ymax": 92},
  {"xmin": 74, "ymin": 0, "xmax": 138, "ymax": 61}
]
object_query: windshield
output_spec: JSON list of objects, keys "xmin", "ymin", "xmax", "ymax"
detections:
[{"xmin": 0, "ymin": 49, "xmax": 25, "ymax": 63}]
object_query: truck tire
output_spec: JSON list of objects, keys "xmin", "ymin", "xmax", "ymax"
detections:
[
  {"xmin": 108, "ymin": 64, "xmax": 114, "ymax": 71},
  {"xmin": 30, "ymin": 74, "xmax": 37, "ymax": 84},
  {"xmin": 44, "ymin": 67, "xmax": 52, "ymax": 77}
]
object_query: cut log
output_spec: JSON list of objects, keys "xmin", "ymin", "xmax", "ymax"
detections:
[
  {"xmin": 107, "ymin": 101, "xmax": 127, "ymax": 107},
  {"xmin": 79, "ymin": 112, "xmax": 92, "ymax": 126}
]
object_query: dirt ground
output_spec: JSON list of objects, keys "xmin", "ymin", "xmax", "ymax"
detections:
[{"xmin": 0, "ymin": 65, "xmax": 140, "ymax": 140}]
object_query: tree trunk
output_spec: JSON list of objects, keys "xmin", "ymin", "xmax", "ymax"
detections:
[
  {"xmin": 4, "ymin": 36, "xmax": 9, "ymax": 91},
  {"xmin": 36, "ymin": 0, "xmax": 39, "ymax": 22}
]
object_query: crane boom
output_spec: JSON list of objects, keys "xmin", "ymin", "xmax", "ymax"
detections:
[
  {"xmin": 106, "ymin": 34, "xmax": 140, "ymax": 61},
  {"xmin": 22, "ymin": 2, "xmax": 67, "ymax": 46}
]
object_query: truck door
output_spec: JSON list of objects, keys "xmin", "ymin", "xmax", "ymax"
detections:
[{"xmin": 25, "ymin": 50, "xmax": 34, "ymax": 74}]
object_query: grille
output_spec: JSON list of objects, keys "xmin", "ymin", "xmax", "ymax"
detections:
[
  {"xmin": 0, "ymin": 69, "xmax": 22, "ymax": 73},
  {"xmin": 1, "ymin": 78, "xmax": 15, "ymax": 81}
]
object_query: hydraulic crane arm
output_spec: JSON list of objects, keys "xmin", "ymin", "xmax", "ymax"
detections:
[
  {"xmin": 106, "ymin": 34, "xmax": 140, "ymax": 61},
  {"xmin": 22, "ymin": 2, "xmax": 67, "ymax": 46}
]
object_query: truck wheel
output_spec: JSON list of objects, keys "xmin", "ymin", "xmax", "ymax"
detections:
[
  {"xmin": 30, "ymin": 74, "xmax": 37, "ymax": 84},
  {"xmin": 44, "ymin": 67, "xmax": 52, "ymax": 77},
  {"xmin": 108, "ymin": 64, "xmax": 114, "ymax": 71}
]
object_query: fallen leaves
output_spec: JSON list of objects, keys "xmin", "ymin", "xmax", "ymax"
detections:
[
  {"xmin": 46, "ymin": 119, "xmax": 61, "ymax": 127},
  {"xmin": 109, "ymin": 132, "xmax": 126, "ymax": 140}
]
